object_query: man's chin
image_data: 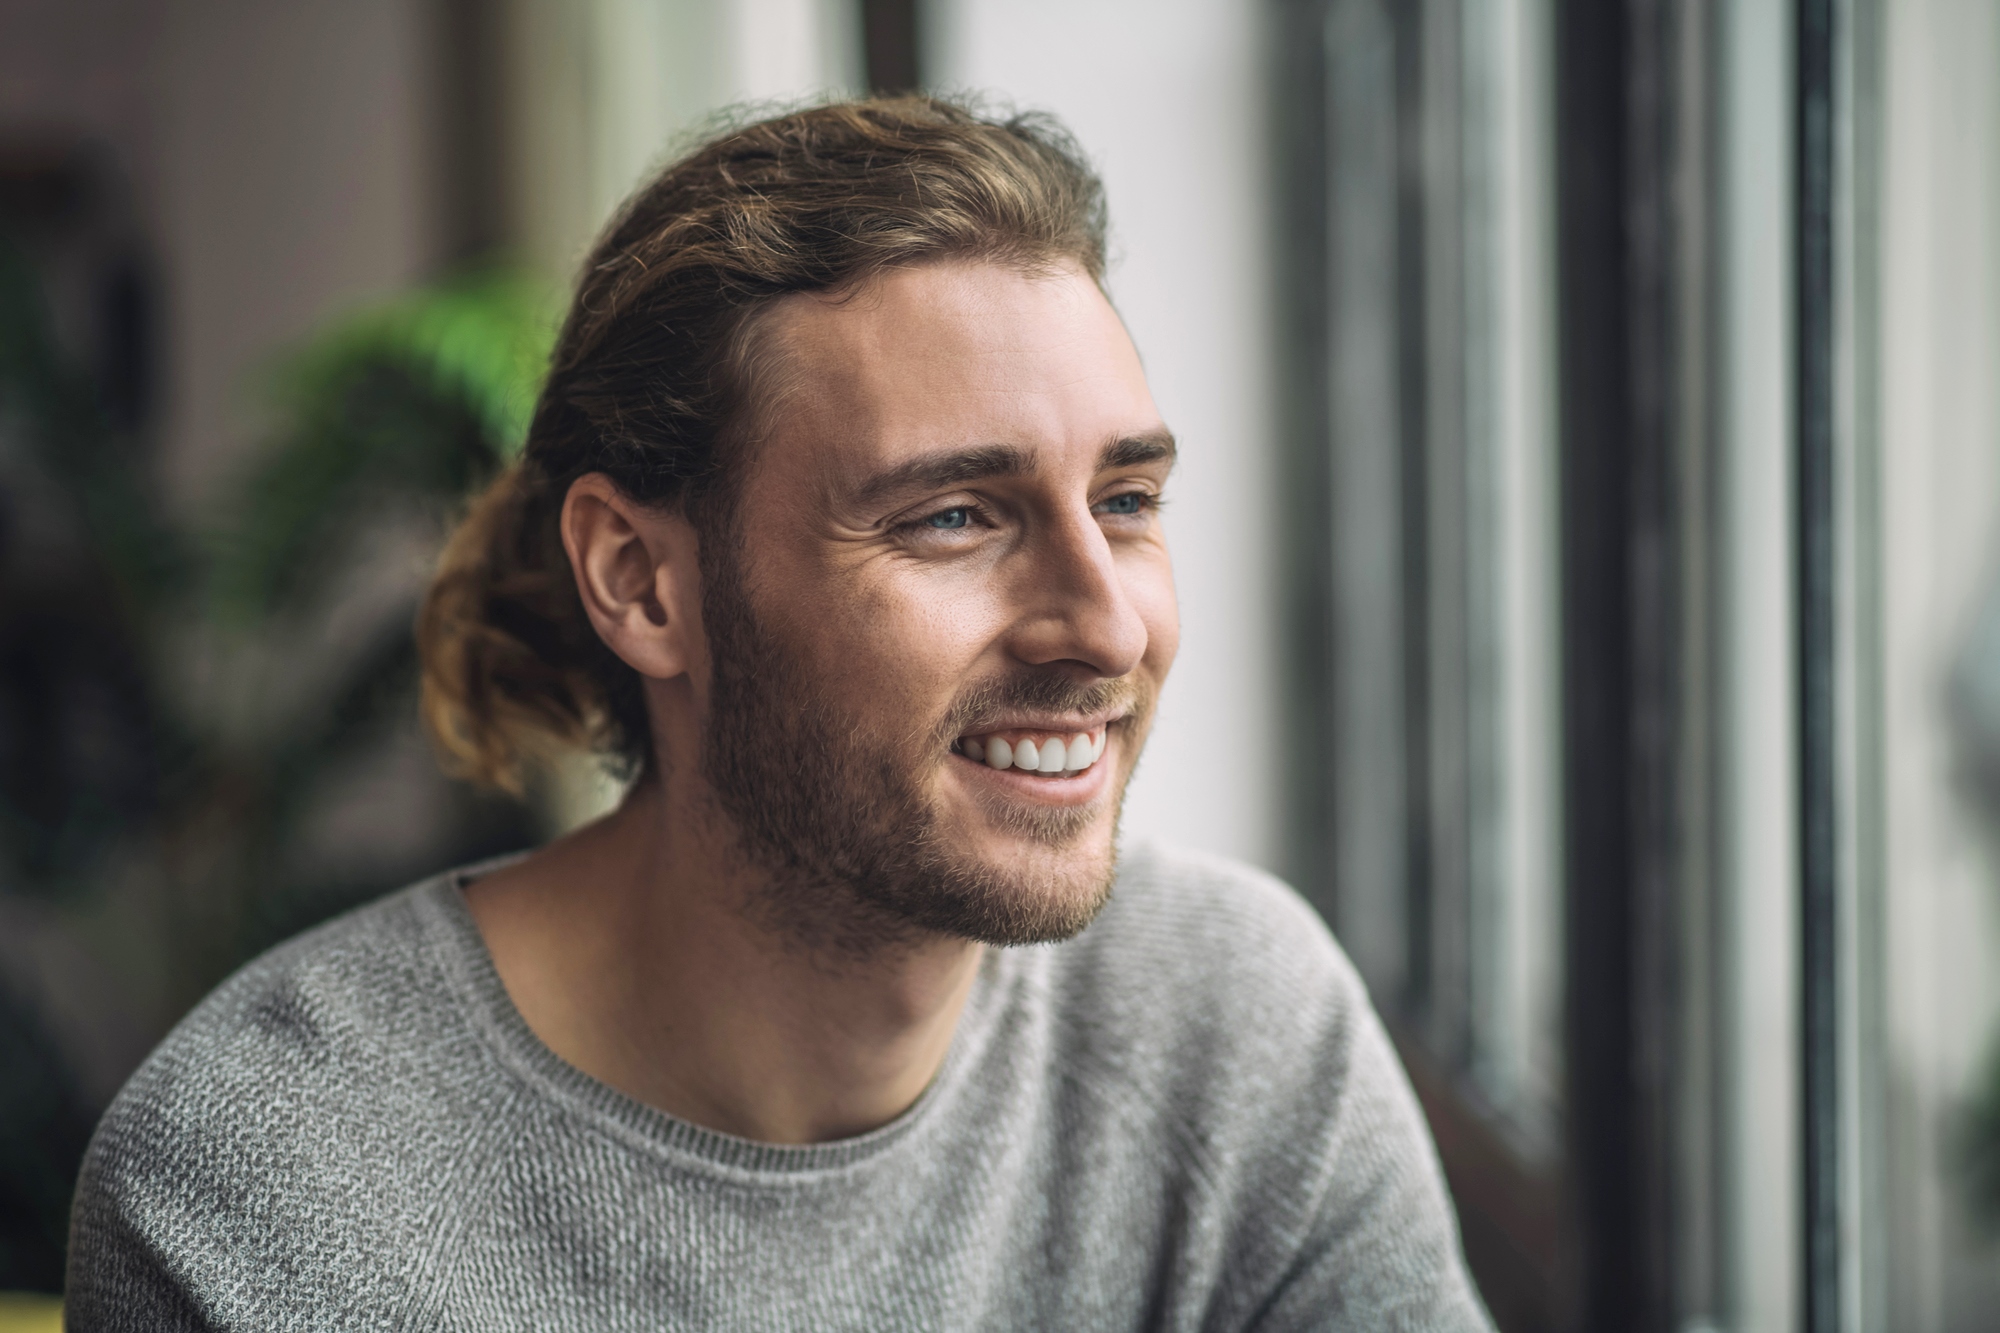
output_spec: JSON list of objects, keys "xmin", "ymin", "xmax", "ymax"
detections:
[{"xmin": 854, "ymin": 832, "xmax": 1120, "ymax": 948}]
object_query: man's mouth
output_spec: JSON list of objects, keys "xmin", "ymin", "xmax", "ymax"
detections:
[{"xmin": 949, "ymin": 725, "xmax": 1109, "ymax": 777}]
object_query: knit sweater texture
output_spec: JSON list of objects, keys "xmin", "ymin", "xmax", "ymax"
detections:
[{"xmin": 66, "ymin": 842, "xmax": 1493, "ymax": 1331}]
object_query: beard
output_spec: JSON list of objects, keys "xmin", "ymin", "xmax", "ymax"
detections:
[{"xmin": 695, "ymin": 539, "xmax": 1146, "ymax": 956}]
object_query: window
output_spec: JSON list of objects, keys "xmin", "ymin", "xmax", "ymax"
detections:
[{"xmin": 1282, "ymin": 1, "xmax": 2000, "ymax": 1328}]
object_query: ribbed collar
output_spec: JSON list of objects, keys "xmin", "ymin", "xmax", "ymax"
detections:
[{"xmin": 411, "ymin": 858, "xmax": 1019, "ymax": 1185}]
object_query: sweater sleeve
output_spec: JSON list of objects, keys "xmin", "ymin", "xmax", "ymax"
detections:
[
  {"xmin": 65, "ymin": 1114, "xmax": 218, "ymax": 1333},
  {"xmin": 59, "ymin": 913, "xmax": 451, "ymax": 1332},
  {"xmin": 1243, "ymin": 997, "xmax": 1495, "ymax": 1333},
  {"xmin": 1063, "ymin": 845, "xmax": 1496, "ymax": 1332}
]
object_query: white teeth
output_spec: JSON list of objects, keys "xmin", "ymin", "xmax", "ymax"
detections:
[{"xmin": 965, "ymin": 726, "xmax": 1110, "ymax": 776}]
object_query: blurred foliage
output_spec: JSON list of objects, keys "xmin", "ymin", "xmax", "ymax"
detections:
[
  {"xmin": 0, "ymin": 988, "xmax": 88, "ymax": 1296},
  {"xmin": 209, "ymin": 269, "xmax": 550, "ymax": 624},
  {"xmin": 0, "ymin": 239, "xmax": 181, "ymax": 892},
  {"xmin": 194, "ymin": 267, "xmax": 560, "ymax": 952},
  {"xmin": 0, "ymin": 237, "xmax": 557, "ymax": 1289}
]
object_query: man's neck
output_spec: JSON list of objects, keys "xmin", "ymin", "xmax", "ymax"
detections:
[{"xmin": 464, "ymin": 775, "xmax": 984, "ymax": 1145}]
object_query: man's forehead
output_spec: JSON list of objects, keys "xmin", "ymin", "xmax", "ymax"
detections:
[
  {"xmin": 771, "ymin": 258, "xmax": 1114, "ymax": 348},
  {"xmin": 748, "ymin": 261, "xmax": 1168, "ymax": 495}
]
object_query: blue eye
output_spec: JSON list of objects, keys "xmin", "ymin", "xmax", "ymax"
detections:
[
  {"xmin": 925, "ymin": 508, "xmax": 971, "ymax": 530},
  {"xmin": 1099, "ymin": 492, "xmax": 1146, "ymax": 515}
]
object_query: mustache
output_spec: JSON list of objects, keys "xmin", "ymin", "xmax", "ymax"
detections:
[{"xmin": 933, "ymin": 670, "xmax": 1152, "ymax": 744}]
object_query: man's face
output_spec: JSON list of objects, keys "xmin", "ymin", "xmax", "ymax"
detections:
[{"xmin": 695, "ymin": 259, "xmax": 1179, "ymax": 951}]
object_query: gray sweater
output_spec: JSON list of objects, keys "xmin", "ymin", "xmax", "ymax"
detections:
[{"xmin": 67, "ymin": 843, "xmax": 1492, "ymax": 1331}]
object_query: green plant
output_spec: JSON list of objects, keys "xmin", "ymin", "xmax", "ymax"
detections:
[
  {"xmin": 194, "ymin": 267, "xmax": 561, "ymax": 951},
  {"xmin": 210, "ymin": 267, "xmax": 551, "ymax": 623},
  {"xmin": 0, "ymin": 241, "xmax": 559, "ymax": 1289}
]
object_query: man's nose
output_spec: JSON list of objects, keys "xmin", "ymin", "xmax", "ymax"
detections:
[{"xmin": 1007, "ymin": 508, "xmax": 1149, "ymax": 678}]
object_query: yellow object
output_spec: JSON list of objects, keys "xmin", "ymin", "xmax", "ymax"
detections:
[{"xmin": 0, "ymin": 1293, "xmax": 61, "ymax": 1333}]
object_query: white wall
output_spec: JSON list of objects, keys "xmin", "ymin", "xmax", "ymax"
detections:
[
  {"xmin": 928, "ymin": 0, "xmax": 1282, "ymax": 873},
  {"xmin": 154, "ymin": 0, "xmax": 442, "ymax": 505},
  {"xmin": 504, "ymin": 0, "xmax": 862, "ymax": 281}
]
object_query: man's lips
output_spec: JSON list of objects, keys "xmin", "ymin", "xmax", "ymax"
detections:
[
  {"xmin": 948, "ymin": 732, "xmax": 1118, "ymax": 806},
  {"xmin": 949, "ymin": 712, "xmax": 1125, "ymax": 777}
]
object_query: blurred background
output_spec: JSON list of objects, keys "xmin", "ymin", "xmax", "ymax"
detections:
[{"xmin": 0, "ymin": 0, "xmax": 1995, "ymax": 1329}]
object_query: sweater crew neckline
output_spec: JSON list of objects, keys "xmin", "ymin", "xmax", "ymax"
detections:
[{"xmin": 409, "ymin": 861, "xmax": 1010, "ymax": 1182}]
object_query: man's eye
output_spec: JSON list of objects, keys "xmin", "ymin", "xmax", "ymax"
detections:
[
  {"xmin": 924, "ymin": 507, "xmax": 971, "ymax": 530},
  {"xmin": 1097, "ymin": 492, "xmax": 1147, "ymax": 516}
]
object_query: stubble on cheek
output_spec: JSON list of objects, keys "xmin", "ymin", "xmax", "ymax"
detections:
[{"xmin": 697, "ymin": 513, "xmax": 1161, "ymax": 951}]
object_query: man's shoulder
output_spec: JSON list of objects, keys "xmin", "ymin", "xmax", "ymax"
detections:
[
  {"xmin": 1103, "ymin": 840, "xmax": 1340, "ymax": 959},
  {"xmin": 1063, "ymin": 840, "xmax": 1359, "ymax": 1026},
  {"xmin": 103, "ymin": 876, "xmax": 473, "ymax": 1121},
  {"xmin": 1013, "ymin": 843, "xmax": 1489, "ymax": 1329},
  {"xmin": 69, "ymin": 873, "xmax": 500, "ymax": 1323},
  {"xmin": 1039, "ymin": 842, "xmax": 1373, "ymax": 1134}
]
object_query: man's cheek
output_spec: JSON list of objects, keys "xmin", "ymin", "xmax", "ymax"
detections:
[
  {"xmin": 1137, "ymin": 577, "xmax": 1181, "ymax": 672},
  {"xmin": 816, "ymin": 630, "xmax": 960, "ymax": 724}
]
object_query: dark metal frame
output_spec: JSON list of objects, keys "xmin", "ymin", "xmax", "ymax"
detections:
[
  {"xmin": 862, "ymin": 0, "xmax": 924, "ymax": 92},
  {"xmin": 1273, "ymin": 0, "xmax": 1339, "ymax": 919},
  {"xmin": 1794, "ymin": 0, "xmax": 1841, "ymax": 1327},
  {"xmin": 1553, "ymin": 1, "xmax": 1685, "ymax": 1325}
]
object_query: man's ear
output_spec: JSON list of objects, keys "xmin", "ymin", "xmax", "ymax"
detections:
[{"xmin": 560, "ymin": 473, "xmax": 703, "ymax": 680}]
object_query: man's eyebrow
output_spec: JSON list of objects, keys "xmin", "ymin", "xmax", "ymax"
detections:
[
  {"xmin": 1099, "ymin": 430, "xmax": 1178, "ymax": 470},
  {"xmin": 851, "ymin": 444, "xmax": 1033, "ymax": 508},
  {"xmin": 850, "ymin": 431, "xmax": 1177, "ymax": 510}
]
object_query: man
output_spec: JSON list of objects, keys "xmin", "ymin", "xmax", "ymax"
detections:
[{"xmin": 68, "ymin": 97, "xmax": 1492, "ymax": 1330}]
